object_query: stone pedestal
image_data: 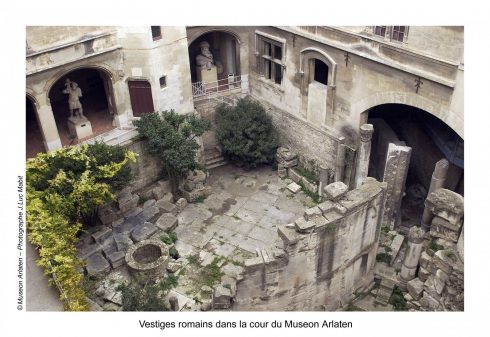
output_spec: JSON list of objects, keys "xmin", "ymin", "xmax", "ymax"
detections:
[
  {"xmin": 399, "ymin": 226, "xmax": 425, "ymax": 290},
  {"xmin": 422, "ymin": 188, "xmax": 464, "ymax": 232},
  {"xmin": 197, "ymin": 66, "xmax": 218, "ymax": 90},
  {"xmin": 67, "ymin": 116, "xmax": 93, "ymax": 140},
  {"xmin": 354, "ymin": 124, "xmax": 374, "ymax": 188}
]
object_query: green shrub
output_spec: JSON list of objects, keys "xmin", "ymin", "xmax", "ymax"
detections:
[
  {"xmin": 169, "ymin": 246, "xmax": 180, "ymax": 259},
  {"xmin": 160, "ymin": 232, "xmax": 178, "ymax": 245},
  {"xmin": 215, "ymin": 97, "xmax": 279, "ymax": 168},
  {"xmin": 117, "ymin": 283, "xmax": 169, "ymax": 311},
  {"xmin": 376, "ymin": 252, "xmax": 393, "ymax": 264},
  {"xmin": 199, "ymin": 257, "xmax": 224, "ymax": 287},
  {"xmin": 428, "ymin": 240, "xmax": 444, "ymax": 252},
  {"xmin": 26, "ymin": 144, "xmax": 136, "ymax": 311},
  {"xmin": 389, "ymin": 287, "xmax": 407, "ymax": 311}
]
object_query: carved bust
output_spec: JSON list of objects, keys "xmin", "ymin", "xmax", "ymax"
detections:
[{"xmin": 195, "ymin": 41, "xmax": 214, "ymax": 69}]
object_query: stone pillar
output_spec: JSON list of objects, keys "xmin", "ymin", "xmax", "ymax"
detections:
[
  {"xmin": 354, "ymin": 124, "xmax": 374, "ymax": 188},
  {"xmin": 112, "ymin": 79, "xmax": 130, "ymax": 127},
  {"xmin": 35, "ymin": 94, "xmax": 62, "ymax": 151},
  {"xmin": 335, "ymin": 143, "xmax": 346, "ymax": 182},
  {"xmin": 399, "ymin": 226, "xmax": 425, "ymax": 290},
  {"xmin": 318, "ymin": 164, "xmax": 329, "ymax": 197},
  {"xmin": 381, "ymin": 143, "xmax": 412, "ymax": 230},
  {"xmin": 427, "ymin": 159, "xmax": 449, "ymax": 195}
]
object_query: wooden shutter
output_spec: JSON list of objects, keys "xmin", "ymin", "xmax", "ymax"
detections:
[{"xmin": 128, "ymin": 80, "xmax": 155, "ymax": 117}]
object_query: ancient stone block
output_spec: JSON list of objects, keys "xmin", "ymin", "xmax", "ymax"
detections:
[
  {"xmin": 143, "ymin": 199, "xmax": 156, "ymax": 208},
  {"xmin": 86, "ymin": 253, "xmax": 111, "ymax": 278},
  {"xmin": 419, "ymin": 251, "xmax": 432, "ymax": 270},
  {"xmin": 213, "ymin": 285, "xmax": 232, "ymax": 309},
  {"xmin": 425, "ymin": 189, "xmax": 464, "ymax": 226},
  {"xmin": 287, "ymin": 182, "xmax": 301, "ymax": 193},
  {"xmin": 176, "ymin": 198, "xmax": 188, "ymax": 212},
  {"xmin": 407, "ymin": 278, "xmax": 424, "ymax": 300},
  {"xmin": 430, "ymin": 216, "xmax": 462, "ymax": 243},
  {"xmin": 301, "ymin": 177, "xmax": 318, "ymax": 194},
  {"xmin": 98, "ymin": 205, "xmax": 119, "ymax": 225},
  {"xmin": 276, "ymin": 147, "xmax": 298, "ymax": 162},
  {"xmin": 77, "ymin": 242, "xmax": 103, "ymax": 260},
  {"xmin": 155, "ymin": 213, "xmax": 179, "ymax": 232},
  {"xmin": 432, "ymin": 249, "xmax": 457, "ymax": 275},
  {"xmin": 323, "ymin": 181, "xmax": 348, "ymax": 201},
  {"xmin": 303, "ymin": 206, "xmax": 322, "ymax": 221},
  {"xmin": 155, "ymin": 199, "xmax": 177, "ymax": 215},
  {"xmin": 113, "ymin": 213, "xmax": 145, "ymax": 234},
  {"xmin": 92, "ymin": 226, "xmax": 113, "ymax": 245},
  {"xmin": 113, "ymin": 233, "xmax": 133, "ymax": 253},
  {"xmin": 140, "ymin": 205, "xmax": 160, "ymax": 221},
  {"xmin": 418, "ymin": 267, "xmax": 430, "ymax": 282},
  {"xmin": 107, "ymin": 251, "xmax": 126, "ymax": 268},
  {"xmin": 118, "ymin": 193, "xmax": 139, "ymax": 213},
  {"xmin": 166, "ymin": 261, "xmax": 182, "ymax": 273},
  {"xmin": 278, "ymin": 225, "xmax": 300, "ymax": 245},
  {"xmin": 294, "ymin": 217, "xmax": 315, "ymax": 233},
  {"xmin": 288, "ymin": 168, "xmax": 302, "ymax": 183},
  {"xmin": 123, "ymin": 207, "xmax": 143, "ymax": 218},
  {"xmin": 131, "ymin": 222, "xmax": 158, "ymax": 243},
  {"xmin": 420, "ymin": 292, "xmax": 441, "ymax": 311},
  {"xmin": 100, "ymin": 237, "xmax": 118, "ymax": 257}
]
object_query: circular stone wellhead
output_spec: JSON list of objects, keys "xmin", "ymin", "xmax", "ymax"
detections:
[{"xmin": 125, "ymin": 239, "xmax": 169, "ymax": 284}]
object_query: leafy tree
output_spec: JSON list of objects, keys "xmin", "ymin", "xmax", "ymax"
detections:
[
  {"xmin": 134, "ymin": 111, "xmax": 211, "ymax": 200},
  {"xmin": 215, "ymin": 97, "xmax": 279, "ymax": 168},
  {"xmin": 26, "ymin": 143, "xmax": 136, "ymax": 311}
]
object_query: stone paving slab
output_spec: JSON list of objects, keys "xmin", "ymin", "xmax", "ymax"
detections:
[
  {"xmin": 250, "ymin": 190, "xmax": 279, "ymax": 204},
  {"xmin": 235, "ymin": 207, "xmax": 265, "ymax": 224}
]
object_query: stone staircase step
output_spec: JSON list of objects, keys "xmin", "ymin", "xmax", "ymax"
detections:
[{"xmin": 206, "ymin": 160, "xmax": 227, "ymax": 170}]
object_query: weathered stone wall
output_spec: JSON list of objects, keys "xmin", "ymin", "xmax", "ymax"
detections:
[
  {"xmin": 234, "ymin": 178, "xmax": 386, "ymax": 311},
  {"xmin": 254, "ymin": 98, "xmax": 342, "ymax": 174},
  {"xmin": 123, "ymin": 138, "xmax": 162, "ymax": 192}
]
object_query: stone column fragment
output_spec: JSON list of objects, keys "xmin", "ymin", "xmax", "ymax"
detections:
[
  {"xmin": 399, "ymin": 226, "xmax": 425, "ymax": 289},
  {"xmin": 354, "ymin": 124, "xmax": 374, "ymax": 188},
  {"xmin": 318, "ymin": 164, "xmax": 329, "ymax": 197},
  {"xmin": 428, "ymin": 159, "xmax": 450, "ymax": 195},
  {"xmin": 335, "ymin": 143, "xmax": 346, "ymax": 183},
  {"xmin": 381, "ymin": 143, "xmax": 412, "ymax": 229}
]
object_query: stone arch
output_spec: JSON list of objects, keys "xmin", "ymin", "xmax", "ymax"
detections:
[
  {"xmin": 187, "ymin": 28, "xmax": 241, "ymax": 46},
  {"xmin": 43, "ymin": 63, "xmax": 116, "ymax": 102},
  {"xmin": 352, "ymin": 91, "xmax": 462, "ymax": 138},
  {"xmin": 26, "ymin": 93, "xmax": 46, "ymax": 157},
  {"xmin": 300, "ymin": 47, "xmax": 337, "ymax": 86}
]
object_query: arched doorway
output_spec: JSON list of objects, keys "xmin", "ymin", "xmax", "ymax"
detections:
[
  {"xmin": 26, "ymin": 96, "xmax": 45, "ymax": 158},
  {"xmin": 48, "ymin": 67, "xmax": 116, "ymax": 146},
  {"xmin": 366, "ymin": 103, "xmax": 464, "ymax": 228},
  {"xmin": 188, "ymin": 31, "xmax": 240, "ymax": 91}
]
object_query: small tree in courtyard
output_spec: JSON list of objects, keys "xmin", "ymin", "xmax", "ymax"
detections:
[
  {"xmin": 134, "ymin": 111, "xmax": 211, "ymax": 200},
  {"xmin": 215, "ymin": 97, "xmax": 279, "ymax": 168}
]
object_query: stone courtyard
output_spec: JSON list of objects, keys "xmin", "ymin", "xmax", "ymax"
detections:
[{"xmin": 79, "ymin": 163, "xmax": 318, "ymax": 311}]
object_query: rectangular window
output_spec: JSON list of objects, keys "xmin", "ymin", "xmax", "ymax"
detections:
[
  {"xmin": 257, "ymin": 35, "xmax": 284, "ymax": 86},
  {"xmin": 151, "ymin": 26, "xmax": 162, "ymax": 41},
  {"xmin": 391, "ymin": 26, "xmax": 407, "ymax": 42},
  {"xmin": 159, "ymin": 76, "xmax": 167, "ymax": 88},
  {"xmin": 374, "ymin": 26, "xmax": 387, "ymax": 37}
]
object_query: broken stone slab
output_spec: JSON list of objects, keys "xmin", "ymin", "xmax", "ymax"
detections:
[
  {"xmin": 432, "ymin": 249, "xmax": 457, "ymax": 275},
  {"xmin": 276, "ymin": 147, "xmax": 298, "ymax": 162},
  {"xmin": 100, "ymin": 237, "xmax": 118, "ymax": 257},
  {"xmin": 123, "ymin": 206, "xmax": 143, "ymax": 219},
  {"xmin": 430, "ymin": 216, "xmax": 462, "ymax": 243},
  {"xmin": 278, "ymin": 225, "xmax": 301, "ymax": 245},
  {"xmin": 86, "ymin": 253, "xmax": 111, "ymax": 278},
  {"xmin": 221, "ymin": 275, "xmax": 237, "ymax": 296},
  {"xmin": 287, "ymin": 182, "xmax": 301, "ymax": 194},
  {"xmin": 155, "ymin": 213, "xmax": 179, "ymax": 232},
  {"xmin": 389, "ymin": 234, "xmax": 404, "ymax": 264},
  {"xmin": 303, "ymin": 206, "xmax": 322, "ymax": 221},
  {"xmin": 140, "ymin": 205, "xmax": 160, "ymax": 222},
  {"xmin": 92, "ymin": 226, "xmax": 113, "ymax": 245},
  {"xmin": 77, "ymin": 242, "xmax": 103, "ymax": 260},
  {"xmin": 113, "ymin": 213, "xmax": 146, "ymax": 234},
  {"xmin": 419, "ymin": 251, "xmax": 432, "ymax": 270},
  {"xmin": 143, "ymin": 199, "xmax": 156, "ymax": 208},
  {"xmin": 294, "ymin": 217, "xmax": 315, "ymax": 233},
  {"xmin": 131, "ymin": 222, "xmax": 158, "ymax": 243},
  {"xmin": 107, "ymin": 251, "xmax": 126, "ymax": 268},
  {"xmin": 288, "ymin": 168, "xmax": 302, "ymax": 183},
  {"xmin": 323, "ymin": 181, "xmax": 348, "ymax": 201},
  {"xmin": 213, "ymin": 285, "xmax": 232, "ymax": 309},
  {"xmin": 407, "ymin": 278, "xmax": 424, "ymax": 300},
  {"xmin": 113, "ymin": 233, "xmax": 134, "ymax": 253},
  {"xmin": 155, "ymin": 199, "xmax": 178, "ymax": 215},
  {"xmin": 222, "ymin": 263, "xmax": 244, "ymax": 280}
]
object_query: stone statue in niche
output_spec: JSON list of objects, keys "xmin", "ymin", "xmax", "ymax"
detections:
[
  {"xmin": 195, "ymin": 41, "xmax": 215, "ymax": 69},
  {"xmin": 63, "ymin": 78, "xmax": 85, "ymax": 120}
]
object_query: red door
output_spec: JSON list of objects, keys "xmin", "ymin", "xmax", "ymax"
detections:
[{"xmin": 128, "ymin": 80, "xmax": 155, "ymax": 116}]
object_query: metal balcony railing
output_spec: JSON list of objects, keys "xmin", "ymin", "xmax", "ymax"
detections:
[{"xmin": 192, "ymin": 74, "xmax": 247, "ymax": 99}]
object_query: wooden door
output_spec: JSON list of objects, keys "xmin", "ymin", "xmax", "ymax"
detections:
[{"xmin": 128, "ymin": 80, "xmax": 155, "ymax": 116}]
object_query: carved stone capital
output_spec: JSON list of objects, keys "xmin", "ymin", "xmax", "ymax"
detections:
[{"xmin": 359, "ymin": 124, "xmax": 374, "ymax": 142}]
